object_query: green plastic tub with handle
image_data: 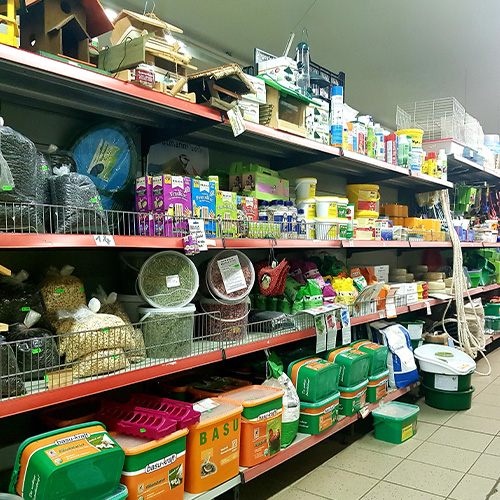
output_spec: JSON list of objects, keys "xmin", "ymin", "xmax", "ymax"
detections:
[
  {"xmin": 351, "ymin": 340, "xmax": 388, "ymax": 376},
  {"xmin": 325, "ymin": 347, "xmax": 370, "ymax": 387},
  {"xmin": 421, "ymin": 370, "xmax": 473, "ymax": 392},
  {"xmin": 299, "ymin": 391, "xmax": 340, "ymax": 435},
  {"xmin": 9, "ymin": 422, "xmax": 125, "ymax": 500},
  {"xmin": 338, "ymin": 380, "xmax": 368, "ymax": 416},
  {"xmin": 484, "ymin": 303, "xmax": 500, "ymax": 317},
  {"xmin": 423, "ymin": 384, "xmax": 475, "ymax": 410},
  {"xmin": 366, "ymin": 369, "xmax": 389, "ymax": 403},
  {"xmin": 372, "ymin": 402, "xmax": 420, "ymax": 444}
]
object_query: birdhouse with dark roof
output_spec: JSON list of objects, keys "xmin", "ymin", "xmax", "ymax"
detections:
[{"xmin": 20, "ymin": 0, "xmax": 113, "ymax": 63}]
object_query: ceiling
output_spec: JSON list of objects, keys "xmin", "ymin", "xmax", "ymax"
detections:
[{"xmin": 107, "ymin": 0, "xmax": 500, "ymax": 134}]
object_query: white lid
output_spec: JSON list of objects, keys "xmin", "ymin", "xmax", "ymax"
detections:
[
  {"xmin": 337, "ymin": 197, "xmax": 349, "ymax": 203},
  {"xmin": 414, "ymin": 344, "xmax": 476, "ymax": 375},
  {"xmin": 315, "ymin": 196, "xmax": 339, "ymax": 202},
  {"xmin": 372, "ymin": 402, "xmax": 419, "ymax": 419},
  {"xmin": 296, "ymin": 199, "xmax": 316, "ymax": 204},
  {"xmin": 139, "ymin": 303, "xmax": 196, "ymax": 315},
  {"xmin": 295, "ymin": 178, "xmax": 317, "ymax": 183}
]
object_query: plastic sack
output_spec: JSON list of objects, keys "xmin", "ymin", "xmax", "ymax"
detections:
[
  {"xmin": 0, "ymin": 125, "xmax": 49, "ymax": 232},
  {"xmin": 56, "ymin": 300, "xmax": 136, "ymax": 362},
  {"xmin": 72, "ymin": 347, "xmax": 129, "ymax": 378},
  {"xmin": 288, "ymin": 260, "xmax": 306, "ymax": 286},
  {"xmin": 93, "ymin": 286, "xmax": 146, "ymax": 363},
  {"xmin": 0, "ymin": 334, "xmax": 25, "ymax": 397},
  {"xmin": 374, "ymin": 322, "xmax": 419, "ymax": 389},
  {"xmin": 40, "ymin": 265, "xmax": 86, "ymax": 326},
  {"xmin": 49, "ymin": 166, "xmax": 110, "ymax": 234},
  {"xmin": 6, "ymin": 311, "xmax": 59, "ymax": 380},
  {"xmin": 300, "ymin": 262, "xmax": 325, "ymax": 288},
  {"xmin": 322, "ymin": 283, "xmax": 337, "ymax": 305},
  {"xmin": 291, "ymin": 299, "xmax": 305, "ymax": 314},
  {"xmin": 262, "ymin": 352, "xmax": 299, "ymax": 448},
  {"xmin": 0, "ymin": 270, "xmax": 47, "ymax": 325}
]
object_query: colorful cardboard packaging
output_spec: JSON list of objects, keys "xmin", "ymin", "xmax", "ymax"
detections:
[
  {"xmin": 192, "ymin": 178, "xmax": 216, "ymax": 237},
  {"xmin": 135, "ymin": 176, "xmax": 152, "ymax": 212},
  {"xmin": 216, "ymin": 191, "xmax": 238, "ymax": 237}
]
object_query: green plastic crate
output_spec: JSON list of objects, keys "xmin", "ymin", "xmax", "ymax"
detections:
[{"xmin": 372, "ymin": 402, "xmax": 420, "ymax": 444}]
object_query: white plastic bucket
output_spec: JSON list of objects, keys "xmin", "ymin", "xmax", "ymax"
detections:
[
  {"xmin": 295, "ymin": 178, "xmax": 317, "ymax": 200},
  {"xmin": 117, "ymin": 294, "xmax": 146, "ymax": 323},
  {"xmin": 297, "ymin": 199, "xmax": 316, "ymax": 220},
  {"xmin": 315, "ymin": 197, "xmax": 339, "ymax": 218}
]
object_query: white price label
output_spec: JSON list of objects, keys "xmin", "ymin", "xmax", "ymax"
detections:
[
  {"xmin": 325, "ymin": 312, "xmax": 337, "ymax": 350},
  {"xmin": 193, "ymin": 398, "xmax": 220, "ymax": 413},
  {"xmin": 227, "ymin": 106, "xmax": 246, "ymax": 137},
  {"xmin": 217, "ymin": 255, "xmax": 247, "ymax": 294},
  {"xmin": 425, "ymin": 300, "xmax": 432, "ymax": 315},
  {"xmin": 386, "ymin": 302, "xmax": 397, "ymax": 318},
  {"xmin": 166, "ymin": 275, "xmax": 180, "ymax": 288},
  {"xmin": 359, "ymin": 406, "xmax": 370, "ymax": 419},
  {"xmin": 341, "ymin": 305, "xmax": 351, "ymax": 344},
  {"xmin": 434, "ymin": 374, "xmax": 458, "ymax": 392},
  {"xmin": 188, "ymin": 219, "xmax": 208, "ymax": 251},
  {"xmin": 93, "ymin": 235, "xmax": 116, "ymax": 246},
  {"xmin": 315, "ymin": 315, "xmax": 327, "ymax": 354}
]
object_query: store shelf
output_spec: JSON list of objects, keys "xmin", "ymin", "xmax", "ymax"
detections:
[
  {"xmin": 240, "ymin": 381, "xmax": 420, "ymax": 483},
  {"xmin": 184, "ymin": 475, "xmax": 241, "ymax": 500},
  {"xmin": 486, "ymin": 332, "xmax": 500, "ymax": 346},
  {"xmin": 448, "ymin": 154, "xmax": 500, "ymax": 183},
  {"xmin": 341, "ymin": 240, "xmax": 410, "ymax": 249}
]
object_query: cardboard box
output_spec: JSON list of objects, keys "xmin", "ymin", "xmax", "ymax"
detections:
[
  {"xmin": 135, "ymin": 176, "xmax": 152, "ymax": 212},
  {"xmin": 244, "ymin": 74, "xmax": 267, "ymax": 104},
  {"xmin": 258, "ymin": 57, "xmax": 297, "ymax": 85},
  {"xmin": 192, "ymin": 178, "xmax": 216, "ymax": 237},
  {"xmin": 151, "ymin": 175, "xmax": 166, "ymax": 212},
  {"xmin": 238, "ymin": 195, "xmax": 258, "ymax": 220},
  {"xmin": 216, "ymin": 190, "xmax": 238, "ymax": 237},
  {"xmin": 239, "ymin": 98, "xmax": 260, "ymax": 124},
  {"xmin": 373, "ymin": 265, "xmax": 390, "ymax": 283},
  {"xmin": 164, "ymin": 175, "xmax": 192, "ymax": 235},
  {"xmin": 229, "ymin": 163, "xmax": 289, "ymax": 201}
]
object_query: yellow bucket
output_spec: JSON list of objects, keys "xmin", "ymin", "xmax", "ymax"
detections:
[
  {"xmin": 346, "ymin": 184, "xmax": 380, "ymax": 218},
  {"xmin": 395, "ymin": 129, "xmax": 424, "ymax": 148}
]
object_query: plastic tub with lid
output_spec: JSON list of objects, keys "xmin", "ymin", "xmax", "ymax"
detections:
[
  {"xmin": 199, "ymin": 298, "xmax": 249, "ymax": 341},
  {"xmin": 325, "ymin": 347, "xmax": 370, "ymax": 387},
  {"xmin": 112, "ymin": 428, "xmax": 188, "ymax": 500},
  {"xmin": 296, "ymin": 199, "xmax": 316, "ymax": 220},
  {"xmin": 218, "ymin": 385, "xmax": 284, "ymax": 467},
  {"xmin": 422, "ymin": 384, "xmax": 474, "ymax": 410},
  {"xmin": 138, "ymin": 251, "xmax": 199, "ymax": 309},
  {"xmin": 184, "ymin": 397, "xmax": 243, "ymax": 493},
  {"xmin": 372, "ymin": 402, "xmax": 419, "ymax": 443},
  {"xmin": 346, "ymin": 184, "xmax": 380, "ymax": 218},
  {"xmin": 287, "ymin": 357, "xmax": 340, "ymax": 403},
  {"xmin": 139, "ymin": 305, "xmax": 195, "ymax": 359},
  {"xmin": 350, "ymin": 340, "xmax": 388, "ymax": 376},
  {"xmin": 295, "ymin": 177, "xmax": 317, "ymax": 200},
  {"xmin": 338, "ymin": 380, "xmax": 368, "ymax": 416},
  {"xmin": 9, "ymin": 422, "xmax": 125, "ymax": 500},
  {"xmin": 203, "ymin": 250, "xmax": 255, "ymax": 305},
  {"xmin": 315, "ymin": 197, "xmax": 339, "ymax": 218},
  {"xmin": 366, "ymin": 369, "xmax": 389, "ymax": 403},
  {"xmin": 299, "ymin": 391, "xmax": 340, "ymax": 435},
  {"xmin": 414, "ymin": 344, "xmax": 476, "ymax": 375},
  {"xmin": 116, "ymin": 294, "xmax": 146, "ymax": 323}
]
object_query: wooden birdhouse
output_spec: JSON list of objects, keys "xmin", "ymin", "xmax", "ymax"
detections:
[{"xmin": 20, "ymin": 0, "xmax": 113, "ymax": 62}]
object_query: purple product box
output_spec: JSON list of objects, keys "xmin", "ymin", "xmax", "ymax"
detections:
[
  {"xmin": 164, "ymin": 175, "xmax": 192, "ymax": 236},
  {"xmin": 151, "ymin": 175, "xmax": 167, "ymax": 212},
  {"xmin": 135, "ymin": 176, "xmax": 152, "ymax": 212},
  {"xmin": 136, "ymin": 213, "xmax": 153, "ymax": 236}
]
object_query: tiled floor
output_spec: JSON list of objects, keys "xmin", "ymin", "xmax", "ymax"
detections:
[{"xmin": 239, "ymin": 348, "xmax": 500, "ymax": 500}]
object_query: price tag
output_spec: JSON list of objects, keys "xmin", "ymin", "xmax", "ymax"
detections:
[
  {"xmin": 93, "ymin": 235, "xmax": 116, "ymax": 246},
  {"xmin": 424, "ymin": 300, "xmax": 432, "ymax": 315},
  {"xmin": 325, "ymin": 312, "xmax": 337, "ymax": 350},
  {"xmin": 340, "ymin": 305, "xmax": 351, "ymax": 344},
  {"xmin": 386, "ymin": 302, "xmax": 397, "ymax": 318},
  {"xmin": 315, "ymin": 315, "xmax": 327, "ymax": 354},
  {"xmin": 188, "ymin": 219, "xmax": 208, "ymax": 251},
  {"xmin": 359, "ymin": 406, "xmax": 370, "ymax": 419},
  {"xmin": 227, "ymin": 106, "xmax": 246, "ymax": 137}
]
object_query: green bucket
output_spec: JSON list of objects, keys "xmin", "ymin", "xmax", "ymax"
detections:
[
  {"xmin": 423, "ymin": 384, "xmax": 475, "ymax": 410},
  {"xmin": 338, "ymin": 380, "xmax": 368, "ymax": 416},
  {"xmin": 372, "ymin": 402, "xmax": 420, "ymax": 444},
  {"xmin": 299, "ymin": 392, "xmax": 340, "ymax": 435},
  {"xmin": 366, "ymin": 369, "xmax": 389, "ymax": 403},
  {"xmin": 486, "ymin": 316, "xmax": 500, "ymax": 331},
  {"xmin": 421, "ymin": 371, "xmax": 473, "ymax": 392}
]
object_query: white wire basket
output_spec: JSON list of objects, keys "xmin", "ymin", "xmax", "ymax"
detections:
[{"xmin": 396, "ymin": 97, "xmax": 466, "ymax": 143}]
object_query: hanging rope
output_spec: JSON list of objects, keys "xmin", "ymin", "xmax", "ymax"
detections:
[{"xmin": 438, "ymin": 189, "xmax": 491, "ymax": 375}]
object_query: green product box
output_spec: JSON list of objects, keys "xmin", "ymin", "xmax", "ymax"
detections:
[
  {"xmin": 216, "ymin": 190, "xmax": 238, "ymax": 237},
  {"xmin": 229, "ymin": 162, "xmax": 289, "ymax": 201}
]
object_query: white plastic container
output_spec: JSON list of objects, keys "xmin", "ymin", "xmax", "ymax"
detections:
[
  {"xmin": 296, "ymin": 199, "xmax": 316, "ymax": 220},
  {"xmin": 117, "ymin": 294, "xmax": 146, "ymax": 323},
  {"xmin": 315, "ymin": 197, "xmax": 339, "ymax": 218},
  {"xmin": 139, "ymin": 304, "xmax": 195, "ymax": 359},
  {"xmin": 295, "ymin": 178, "xmax": 317, "ymax": 200},
  {"xmin": 414, "ymin": 344, "xmax": 476, "ymax": 375}
]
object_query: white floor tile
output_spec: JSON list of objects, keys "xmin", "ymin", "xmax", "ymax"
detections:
[
  {"xmin": 445, "ymin": 413, "xmax": 500, "ymax": 435},
  {"xmin": 361, "ymin": 481, "xmax": 445, "ymax": 500},
  {"xmin": 448, "ymin": 474, "xmax": 496, "ymax": 500},
  {"xmin": 427, "ymin": 426, "xmax": 494, "ymax": 452}
]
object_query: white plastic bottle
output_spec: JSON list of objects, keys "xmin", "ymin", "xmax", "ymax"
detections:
[
  {"xmin": 438, "ymin": 149, "xmax": 447, "ymax": 181},
  {"xmin": 296, "ymin": 208, "xmax": 306, "ymax": 239},
  {"xmin": 397, "ymin": 134, "xmax": 410, "ymax": 168},
  {"xmin": 374, "ymin": 123, "xmax": 385, "ymax": 161}
]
